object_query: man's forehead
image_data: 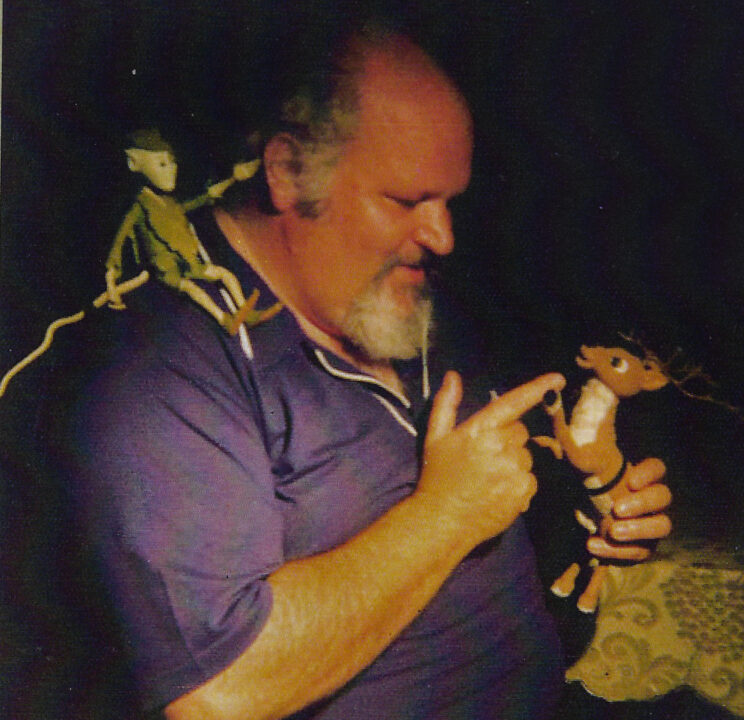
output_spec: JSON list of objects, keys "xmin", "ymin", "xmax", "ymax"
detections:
[
  {"xmin": 356, "ymin": 46, "xmax": 472, "ymax": 142},
  {"xmin": 348, "ymin": 49, "xmax": 473, "ymax": 190}
]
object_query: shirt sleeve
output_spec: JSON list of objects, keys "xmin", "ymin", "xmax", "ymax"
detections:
[{"xmin": 61, "ymin": 317, "xmax": 284, "ymax": 710}]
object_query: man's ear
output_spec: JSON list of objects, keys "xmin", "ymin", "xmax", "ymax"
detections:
[{"xmin": 263, "ymin": 134, "xmax": 303, "ymax": 212}]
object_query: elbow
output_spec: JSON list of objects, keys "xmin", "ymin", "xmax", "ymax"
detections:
[
  {"xmin": 165, "ymin": 692, "xmax": 242, "ymax": 720},
  {"xmin": 164, "ymin": 679, "xmax": 283, "ymax": 720}
]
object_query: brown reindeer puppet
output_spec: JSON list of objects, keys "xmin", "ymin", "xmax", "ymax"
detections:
[{"xmin": 535, "ymin": 345, "xmax": 668, "ymax": 613}]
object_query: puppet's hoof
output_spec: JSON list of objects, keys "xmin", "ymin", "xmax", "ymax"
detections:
[
  {"xmin": 543, "ymin": 390, "xmax": 562, "ymax": 414},
  {"xmin": 576, "ymin": 595, "xmax": 599, "ymax": 614},
  {"xmin": 551, "ymin": 563, "xmax": 581, "ymax": 598}
]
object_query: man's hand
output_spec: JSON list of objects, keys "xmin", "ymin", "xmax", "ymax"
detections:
[
  {"xmin": 419, "ymin": 371, "xmax": 566, "ymax": 547},
  {"xmin": 588, "ymin": 458, "xmax": 672, "ymax": 561}
]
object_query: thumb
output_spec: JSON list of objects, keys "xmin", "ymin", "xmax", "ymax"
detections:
[{"xmin": 425, "ymin": 371, "xmax": 462, "ymax": 448}]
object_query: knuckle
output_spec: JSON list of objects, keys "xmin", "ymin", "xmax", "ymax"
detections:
[{"xmin": 607, "ymin": 519, "xmax": 630, "ymax": 542}]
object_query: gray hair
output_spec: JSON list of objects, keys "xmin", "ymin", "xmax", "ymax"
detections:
[{"xmin": 277, "ymin": 24, "xmax": 399, "ymax": 217}]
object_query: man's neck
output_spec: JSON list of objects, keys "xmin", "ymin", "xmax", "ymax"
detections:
[{"xmin": 214, "ymin": 207, "xmax": 405, "ymax": 396}]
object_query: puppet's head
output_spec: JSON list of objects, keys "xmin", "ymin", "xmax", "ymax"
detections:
[
  {"xmin": 576, "ymin": 345, "xmax": 669, "ymax": 398},
  {"xmin": 125, "ymin": 128, "xmax": 177, "ymax": 192}
]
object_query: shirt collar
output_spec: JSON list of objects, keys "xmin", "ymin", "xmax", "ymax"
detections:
[{"xmin": 193, "ymin": 210, "xmax": 430, "ymax": 404}]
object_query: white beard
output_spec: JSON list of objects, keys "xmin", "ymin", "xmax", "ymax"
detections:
[{"xmin": 341, "ymin": 265, "xmax": 433, "ymax": 361}]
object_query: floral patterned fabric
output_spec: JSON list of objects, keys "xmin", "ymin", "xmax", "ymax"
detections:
[{"xmin": 566, "ymin": 538, "xmax": 744, "ymax": 716}]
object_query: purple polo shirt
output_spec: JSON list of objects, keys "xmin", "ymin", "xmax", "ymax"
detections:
[{"xmin": 52, "ymin": 222, "xmax": 563, "ymax": 717}]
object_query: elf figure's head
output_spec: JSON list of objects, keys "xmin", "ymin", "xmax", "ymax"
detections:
[{"xmin": 125, "ymin": 128, "xmax": 177, "ymax": 192}]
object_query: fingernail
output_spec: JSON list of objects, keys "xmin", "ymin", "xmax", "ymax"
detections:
[{"xmin": 543, "ymin": 390, "xmax": 557, "ymax": 406}]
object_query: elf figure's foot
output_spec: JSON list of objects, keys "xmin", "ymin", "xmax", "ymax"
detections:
[{"xmin": 225, "ymin": 289, "xmax": 283, "ymax": 335}]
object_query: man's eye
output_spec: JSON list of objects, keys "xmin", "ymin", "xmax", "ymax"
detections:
[{"xmin": 387, "ymin": 195, "xmax": 417, "ymax": 209}]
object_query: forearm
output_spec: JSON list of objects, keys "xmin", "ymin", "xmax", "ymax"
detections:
[
  {"xmin": 180, "ymin": 192, "xmax": 213, "ymax": 213},
  {"xmin": 166, "ymin": 371, "xmax": 559, "ymax": 720},
  {"xmin": 166, "ymin": 491, "xmax": 475, "ymax": 720},
  {"xmin": 182, "ymin": 178, "xmax": 235, "ymax": 212}
]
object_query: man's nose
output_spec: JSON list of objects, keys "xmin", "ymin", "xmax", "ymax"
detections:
[{"xmin": 413, "ymin": 200, "xmax": 455, "ymax": 256}]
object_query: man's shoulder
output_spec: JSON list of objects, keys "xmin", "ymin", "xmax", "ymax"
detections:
[{"xmin": 4, "ymin": 284, "xmax": 248, "ymax": 432}]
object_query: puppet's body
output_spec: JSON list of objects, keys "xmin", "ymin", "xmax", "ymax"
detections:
[
  {"xmin": 105, "ymin": 129, "xmax": 281, "ymax": 335},
  {"xmin": 536, "ymin": 345, "xmax": 668, "ymax": 612},
  {"xmin": 106, "ymin": 187, "xmax": 212, "ymax": 289},
  {"xmin": 0, "ymin": 131, "xmax": 280, "ymax": 398}
]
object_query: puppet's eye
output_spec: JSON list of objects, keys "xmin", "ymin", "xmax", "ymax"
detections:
[{"xmin": 610, "ymin": 356, "xmax": 629, "ymax": 373}]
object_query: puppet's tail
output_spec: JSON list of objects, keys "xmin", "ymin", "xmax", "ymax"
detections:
[
  {"xmin": 0, "ymin": 270, "xmax": 150, "ymax": 398},
  {"xmin": 0, "ymin": 311, "xmax": 85, "ymax": 397}
]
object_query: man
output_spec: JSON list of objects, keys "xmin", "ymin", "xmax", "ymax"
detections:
[{"xmin": 22, "ymin": 26, "xmax": 670, "ymax": 719}]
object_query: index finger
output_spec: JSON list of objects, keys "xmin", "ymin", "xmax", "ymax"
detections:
[{"xmin": 480, "ymin": 373, "xmax": 565, "ymax": 428}]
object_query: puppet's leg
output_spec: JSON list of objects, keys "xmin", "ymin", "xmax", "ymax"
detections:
[
  {"xmin": 204, "ymin": 265, "xmax": 283, "ymax": 330},
  {"xmin": 92, "ymin": 270, "xmax": 150, "ymax": 309},
  {"xmin": 532, "ymin": 435, "xmax": 564, "ymax": 459},
  {"xmin": 178, "ymin": 278, "xmax": 232, "ymax": 330},
  {"xmin": 576, "ymin": 562, "xmax": 608, "ymax": 614},
  {"xmin": 203, "ymin": 264, "xmax": 247, "ymax": 307},
  {"xmin": 550, "ymin": 563, "xmax": 581, "ymax": 598}
]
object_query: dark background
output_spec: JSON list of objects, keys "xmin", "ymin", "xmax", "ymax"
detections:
[
  {"xmin": 3, "ymin": 1, "xmax": 744, "ymax": 718},
  {"xmin": 4, "ymin": 0, "xmax": 744, "ymax": 526},
  {"xmin": 3, "ymin": 0, "xmax": 744, "ymax": 396}
]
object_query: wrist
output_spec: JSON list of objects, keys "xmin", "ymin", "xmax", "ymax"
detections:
[{"xmin": 405, "ymin": 487, "xmax": 479, "ymax": 559}]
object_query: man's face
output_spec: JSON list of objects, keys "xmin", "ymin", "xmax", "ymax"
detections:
[
  {"xmin": 128, "ymin": 149, "xmax": 178, "ymax": 192},
  {"xmin": 281, "ymin": 53, "xmax": 473, "ymax": 359}
]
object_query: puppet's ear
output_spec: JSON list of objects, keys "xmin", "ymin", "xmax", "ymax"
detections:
[
  {"xmin": 263, "ymin": 134, "xmax": 303, "ymax": 212},
  {"xmin": 641, "ymin": 361, "xmax": 669, "ymax": 391},
  {"xmin": 125, "ymin": 149, "xmax": 141, "ymax": 174}
]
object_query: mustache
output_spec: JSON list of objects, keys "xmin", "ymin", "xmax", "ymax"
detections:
[{"xmin": 375, "ymin": 250, "xmax": 439, "ymax": 281}]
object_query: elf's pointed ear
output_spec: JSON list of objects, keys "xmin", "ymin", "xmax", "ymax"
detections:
[
  {"xmin": 263, "ymin": 134, "xmax": 303, "ymax": 212},
  {"xmin": 125, "ymin": 149, "xmax": 142, "ymax": 173}
]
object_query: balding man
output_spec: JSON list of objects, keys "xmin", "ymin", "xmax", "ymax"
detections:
[{"xmin": 36, "ymin": 25, "xmax": 671, "ymax": 720}]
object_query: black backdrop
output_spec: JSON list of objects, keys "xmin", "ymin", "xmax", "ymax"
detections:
[
  {"xmin": 4, "ymin": 0, "xmax": 744, "ymax": 588},
  {"xmin": 4, "ymin": 0, "xmax": 744, "ymax": 400},
  {"xmin": 2, "ymin": 2, "xmax": 744, "ymax": 716}
]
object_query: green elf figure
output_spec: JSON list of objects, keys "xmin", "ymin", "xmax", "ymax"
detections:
[{"xmin": 105, "ymin": 128, "xmax": 280, "ymax": 334}]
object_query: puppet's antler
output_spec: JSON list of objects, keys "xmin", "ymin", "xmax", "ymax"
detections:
[{"xmin": 619, "ymin": 332, "xmax": 744, "ymax": 422}]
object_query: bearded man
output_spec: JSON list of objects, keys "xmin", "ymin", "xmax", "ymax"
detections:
[{"xmin": 14, "ymin": 23, "xmax": 671, "ymax": 720}]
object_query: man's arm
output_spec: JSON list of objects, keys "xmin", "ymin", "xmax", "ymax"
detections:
[{"xmin": 165, "ymin": 371, "xmax": 564, "ymax": 720}]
